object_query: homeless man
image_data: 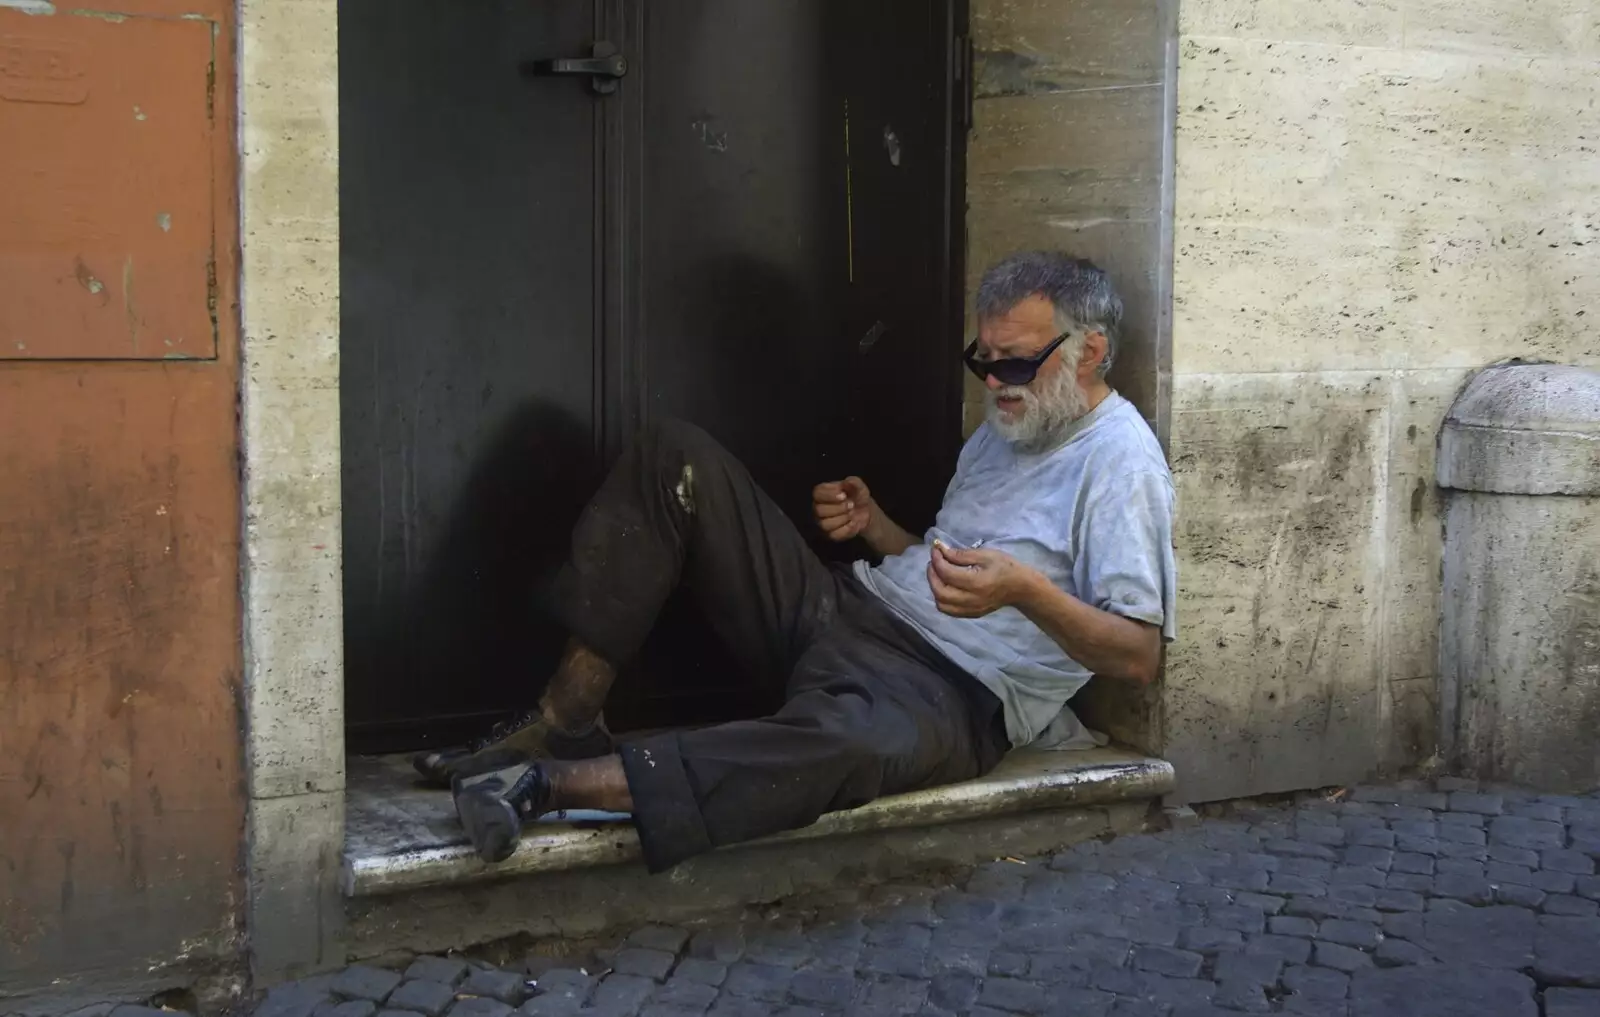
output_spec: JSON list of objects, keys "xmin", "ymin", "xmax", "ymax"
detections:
[{"xmin": 413, "ymin": 250, "xmax": 1178, "ymax": 873}]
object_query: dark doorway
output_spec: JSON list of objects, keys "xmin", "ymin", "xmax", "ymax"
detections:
[{"xmin": 339, "ymin": 0, "xmax": 970, "ymax": 753}]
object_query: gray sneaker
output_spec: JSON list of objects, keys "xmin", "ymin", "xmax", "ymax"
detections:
[{"xmin": 451, "ymin": 760, "xmax": 553, "ymax": 863}]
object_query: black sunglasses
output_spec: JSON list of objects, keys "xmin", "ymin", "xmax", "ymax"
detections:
[{"xmin": 963, "ymin": 330, "xmax": 1072, "ymax": 386}]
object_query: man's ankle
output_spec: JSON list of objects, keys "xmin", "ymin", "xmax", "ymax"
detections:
[{"xmin": 539, "ymin": 700, "xmax": 601, "ymax": 739}]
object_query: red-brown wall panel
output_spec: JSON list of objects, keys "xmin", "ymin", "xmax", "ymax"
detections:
[{"xmin": 0, "ymin": 0, "xmax": 244, "ymax": 1005}]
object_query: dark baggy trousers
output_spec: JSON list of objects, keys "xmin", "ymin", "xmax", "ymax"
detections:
[{"xmin": 548, "ymin": 420, "xmax": 1010, "ymax": 873}]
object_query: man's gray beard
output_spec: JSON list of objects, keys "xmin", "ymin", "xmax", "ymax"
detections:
[{"xmin": 986, "ymin": 363, "xmax": 1091, "ymax": 453}]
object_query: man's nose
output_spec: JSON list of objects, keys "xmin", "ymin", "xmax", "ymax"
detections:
[{"xmin": 984, "ymin": 373, "xmax": 1005, "ymax": 391}]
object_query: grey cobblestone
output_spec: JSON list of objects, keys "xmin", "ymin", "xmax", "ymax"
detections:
[
  {"xmin": 1495, "ymin": 883, "xmax": 1547, "ymax": 908},
  {"xmin": 1533, "ymin": 868, "xmax": 1579, "ymax": 893},
  {"xmin": 1437, "ymin": 824, "xmax": 1487, "ymax": 846},
  {"xmin": 1511, "ymin": 802, "xmax": 1566, "ymax": 823},
  {"xmin": 1396, "ymin": 835, "xmax": 1441, "ymax": 855},
  {"xmin": 1433, "ymin": 872, "xmax": 1495, "ymax": 904},
  {"xmin": 1209, "ymin": 981, "xmax": 1273, "ymax": 1013},
  {"xmin": 459, "ymin": 969, "xmax": 532, "ymax": 1006},
  {"xmin": 628, "ymin": 926, "xmax": 692, "ymax": 956},
  {"xmin": 1269, "ymin": 915, "xmax": 1318, "ymax": 936},
  {"xmin": 1310, "ymin": 942, "xmax": 1372, "ymax": 972},
  {"xmin": 1491, "ymin": 844, "xmax": 1542, "ymax": 866},
  {"xmin": 672, "ymin": 960, "xmax": 728, "ymax": 987},
  {"xmin": 1490, "ymin": 816, "xmax": 1566, "ymax": 850},
  {"xmin": 1245, "ymin": 933, "xmax": 1312, "ymax": 964},
  {"xmin": 333, "ymin": 968, "xmax": 404, "ymax": 1005},
  {"xmin": 1327, "ymin": 882, "xmax": 1380, "ymax": 906},
  {"xmin": 406, "ymin": 959, "xmax": 471, "ymax": 987},
  {"xmin": 447, "ymin": 1001, "xmax": 513, "ymax": 1017},
  {"xmin": 590, "ymin": 973, "xmax": 657, "ymax": 1015},
  {"xmin": 1545, "ymin": 894, "xmax": 1600, "ymax": 917},
  {"xmin": 1448, "ymin": 792, "xmax": 1504, "ymax": 815},
  {"xmin": 1437, "ymin": 840, "xmax": 1489, "ymax": 862},
  {"xmin": 927, "ymin": 972, "xmax": 979, "ymax": 1012},
  {"xmin": 1546, "ymin": 849, "xmax": 1598, "ymax": 875},
  {"xmin": 1178, "ymin": 926, "xmax": 1243, "ymax": 952},
  {"xmin": 257, "ymin": 986, "xmax": 329, "ymax": 1017},
  {"xmin": 1215, "ymin": 950, "xmax": 1284, "ymax": 986},
  {"xmin": 689, "ymin": 929, "xmax": 745, "ymax": 964},
  {"xmin": 787, "ymin": 969, "xmax": 855, "ymax": 1007},
  {"xmin": 1130, "ymin": 945, "xmax": 1202, "ymax": 978},
  {"xmin": 1536, "ymin": 916, "xmax": 1600, "ymax": 986},
  {"xmin": 386, "ymin": 981, "xmax": 455, "ymax": 1017},
  {"xmin": 1283, "ymin": 964, "xmax": 1350, "ymax": 1001},
  {"xmin": 1374, "ymin": 937, "xmax": 1434, "ymax": 967},
  {"xmin": 1350, "ymin": 826, "xmax": 1397, "ymax": 849},
  {"xmin": 1267, "ymin": 839, "xmax": 1338, "ymax": 861},
  {"xmin": 1342, "ymin": 845, "xmax": 1393, "ymax": 870},
  {"xmin": 614, "ymin": 949, "xmax": 677, "ymax": 982},
  {"xmin": 1317, "ymin": 919, "xmax": 1381, "ymax": 949},
  {"xmin": 1373, "ymin": 887, "xmax": 1425, "ymax": 912},
  {"xmin": 1385, "ymin": 871, "xmax": 1433, "ymax": 893},
  {"xmin": 1351, "ymin": 966, "xmax": 1537, "ymax": 1017},
  {"xmin": 975, "ymin": 976, "xmax": 1046, "ymax": 1014},
  {"xmin": 1547, "ymin": 988, "xmax": 1600, "ymax": 1017}
]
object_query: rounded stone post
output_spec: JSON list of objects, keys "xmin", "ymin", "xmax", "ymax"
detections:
[{"xmin": 1437, "ymin": 363, "xmax": 1600, "ymax": 792}]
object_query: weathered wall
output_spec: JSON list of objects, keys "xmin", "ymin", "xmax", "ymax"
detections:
[
  {"xmin": 1167, "ymin": 0, "xmax": 1600, "ymax": 801},
  {"xmin": 0, "ymin": 0, "xmax": 246, "ymax": 1009},
  {"xmin": 236, "ymin": 0, "xmax": 344, "ymax": 983}
]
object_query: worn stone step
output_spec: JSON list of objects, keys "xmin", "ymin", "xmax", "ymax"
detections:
[{"xmin": 342, "ymin": 746, "xmax": 1173, "ymax": 898}]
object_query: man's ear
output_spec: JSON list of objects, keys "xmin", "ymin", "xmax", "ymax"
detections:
[{"xmin": 1080, "ymin": 331, "xmax": 1109, "ymax": 377}]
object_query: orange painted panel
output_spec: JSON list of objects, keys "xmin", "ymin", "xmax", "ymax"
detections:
[
  {"xmin": 0, "ymin": 10, "xmax": 217, "ymax": 360},
  {"xmin": 0, "ymin": 364, "xmax": 245, "ymax": 992}
]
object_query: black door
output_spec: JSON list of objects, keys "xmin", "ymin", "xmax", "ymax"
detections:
[{"xmin": 340, "ymin": 1, "xmax": 969, "ymax": 752}]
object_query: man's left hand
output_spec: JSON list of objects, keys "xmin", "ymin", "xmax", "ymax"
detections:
[{"xmin": 927, "ymin": 543, "xmax": 1037, "ymax": 618}]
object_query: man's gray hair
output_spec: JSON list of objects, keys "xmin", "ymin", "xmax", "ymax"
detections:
[{"xmin": 975, "ymin": 252, "xmax": 1124, "ymax": 377}]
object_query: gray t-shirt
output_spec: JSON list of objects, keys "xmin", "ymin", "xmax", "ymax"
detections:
[{"xmin": 854, "ymin": 392, "xmax": 1177, "ymax": 746}]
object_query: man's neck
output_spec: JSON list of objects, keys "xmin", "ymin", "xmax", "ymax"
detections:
[{"xmin": 1081, "ymin": 379, "xmax": 1114, "ymax": 414}]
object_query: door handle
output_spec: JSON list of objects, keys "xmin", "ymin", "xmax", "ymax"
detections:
[{"xmin": 522, "ymin": 42, "xmax": 628, "ymax": 95}]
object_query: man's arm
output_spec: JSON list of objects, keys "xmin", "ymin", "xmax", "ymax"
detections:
[
  {"xmin": 1012, "ymin": 568, "xmax": 1162, "ymax": 685},
  {"xmin": 927, "ymin": 545, "xmax": 1161, "ymax": 685},
  {"xmin": 814, "ymin": 477, "xmax": 917, "ymax": 557}
]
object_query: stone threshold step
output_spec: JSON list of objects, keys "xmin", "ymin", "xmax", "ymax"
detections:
[{"xmin": 342, "ymin": 746, "xmax": 1174, "ymax": 898}]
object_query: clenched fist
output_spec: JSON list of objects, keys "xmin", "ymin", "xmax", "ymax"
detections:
[{"xmin": 812, "ymin": 476, "xmax": 876, "ymax": 542}]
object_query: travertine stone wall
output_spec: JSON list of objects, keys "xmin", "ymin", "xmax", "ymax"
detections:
[
  {"xmin": 1168, "ymin": 0, "xmax": 1600, "ymax": 801},
  {"xmin": 238, "ymin": 0, "xmax": 345, "ymax": 979}
]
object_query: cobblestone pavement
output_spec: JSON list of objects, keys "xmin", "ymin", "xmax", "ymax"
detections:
[{"xmin": 161, "ymin": 781, "xmax": 1600, "ymax": 1017}]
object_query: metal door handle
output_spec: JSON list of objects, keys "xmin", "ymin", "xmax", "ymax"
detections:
[{"xmin": 522, "ymin": 42, "xmax": 628, "ymax": 95}]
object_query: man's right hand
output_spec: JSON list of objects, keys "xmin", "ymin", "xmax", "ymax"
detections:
[{"xmin": 813, "ymin": 477, "xmax": 875, "ymax": 543}]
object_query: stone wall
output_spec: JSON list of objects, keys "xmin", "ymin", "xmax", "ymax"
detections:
[
  {"xmin": 1166, "ymin": 0, "xmax": 1600, "ymax": 801},
  {"xmin": 238, "ymin": 0, "xmax": 345, "ymax": 982}
]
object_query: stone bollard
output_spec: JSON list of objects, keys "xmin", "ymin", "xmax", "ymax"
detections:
[{"xmin": 1437, "ymin": 363, "xmax": 1600, "ymax": 792}]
